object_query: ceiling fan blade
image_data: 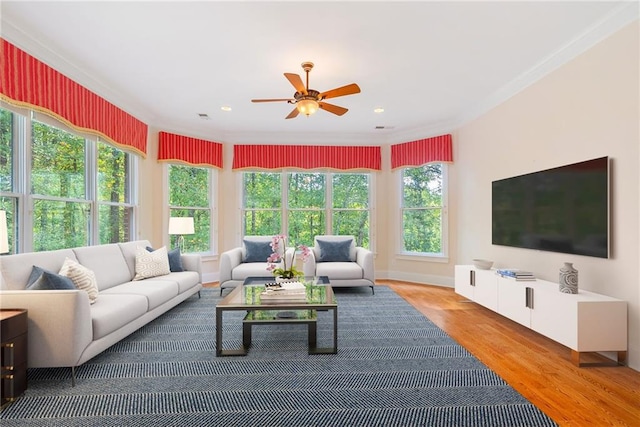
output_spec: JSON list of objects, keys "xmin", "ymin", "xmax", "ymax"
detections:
[
  {"xmin": 319, "ymin": 102, "xmax": 348, "ymax": 116},
  {"xmin": 319, "ymin": 83, "xmax": 361, "ymax": 100},
  {"xmin": 251, "ymin": 98, "xmax": 292, "ymax": 103},
  {"xmin": 285, "ymin": 107, "xmax": 299, "ymax": 119},
  {"xmin": 284, "ymin": 73, "xmax": 307, "ymax": 95}
]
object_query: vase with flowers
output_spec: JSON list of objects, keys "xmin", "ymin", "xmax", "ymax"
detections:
[{"xmin": 266, "ymin": 234, "xmax": 311, "ymax": 280}]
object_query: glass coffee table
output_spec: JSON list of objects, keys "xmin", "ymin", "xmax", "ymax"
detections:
[{"xmin": 215, "ymin": 276, "xmax": 337, "ymax": 356}]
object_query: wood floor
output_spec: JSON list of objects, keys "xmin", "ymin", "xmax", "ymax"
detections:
[{"xmin": 206, "ymin": 280, "xmax": 640, "ymax": 426}]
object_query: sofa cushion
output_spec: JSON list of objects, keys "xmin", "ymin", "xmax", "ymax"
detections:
[
  {"xmin": 133, "ymin": 246, "xmax": 170, "ymax": 280},
  {"xmin": 90, "ymin": 294, "xmax": 148, "ymax": 340},
  {"xmin": 243, "ymin": 238, "xmax": 273, "ymax": 263},
  {"xmin": 164, "ymin": 271, "xmax": 201, "ymax": 294},
  {"xmin": 315, "ymin": 262, "xmax": 364, "ymax": 280},
  {"xmin": 73, "ymin": 244, "xmax": 132, "ymax": 291},
  {"xmin": 59, "ymin": 258, "xmax": 99, "ymax": 304},
  {"xmin": 232, "ymin": 262, "xmax": 271, "ymax": 281},
  {"xmin": 26, "ymin": 266, "xmax": 75, "ymax": 290},
  {"xmin": 146, "ymin": 246, "xmax": 184, "ymax": 272},
  {"xmin": 101, "ymin": 280, "xmax": 179, "ymax": 311},
  {"xmin": 316, "ymin": 238, "xmax": 353, "ymax": 262}
]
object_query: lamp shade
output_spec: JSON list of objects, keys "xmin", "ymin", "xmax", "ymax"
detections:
[
  {"xmin": 168, "ymin": 217, "xmax": 194, "ymax": 235},
  {"xmin": 0, "ymin": 210, "xmax": 9, "ymax": 254}
]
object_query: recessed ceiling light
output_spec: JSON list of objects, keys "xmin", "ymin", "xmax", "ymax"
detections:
[
  {"xmin": 374, "ymin": 107, "xmax": 384, "ymax": 113},
  {"xmin": 221, "ymin": 106, "xmax": 232, "ymax": 112}
]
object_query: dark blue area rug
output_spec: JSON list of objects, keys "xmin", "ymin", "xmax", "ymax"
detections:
[{"xmin": 0, "ymin": 286, "xmax": 556, "ymax": 426}]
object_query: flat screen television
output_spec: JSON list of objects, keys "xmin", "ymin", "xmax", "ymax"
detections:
[{"xmin": 492, "ymin": 157, "xmax": 610, "ymax": 259}]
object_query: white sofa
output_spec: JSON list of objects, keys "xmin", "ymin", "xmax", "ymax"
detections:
[
  {"xmin": 302, "ymin": 235, "xmax": 375, "ymax": 294},
  {"xmin": 0, "ymin": 240, "xmax": 202, "ymax": 385},
  {"xmin": 219, "ymin": 236, "xmax": 293, "ymax": 295}
]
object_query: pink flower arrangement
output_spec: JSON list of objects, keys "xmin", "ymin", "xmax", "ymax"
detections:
[{"xmin": 266, "ymin": 234, "xmax": 311, "ymax": 279}]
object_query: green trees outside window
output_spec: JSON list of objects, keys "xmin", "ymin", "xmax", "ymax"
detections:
[
  {"xmin": 168, "ymin": 164, "xmax": 213, "ymax": 253},
  {"xmin": 401, "ymin": 164, "xmax": 445, "ymax": 254},
  {"xmin": 0, "ymin": 106, "xmax": 136, "ymax": 253},
  {"xmin": 242, "ymin": 171, "xmax": 371, "ymax": 248}
]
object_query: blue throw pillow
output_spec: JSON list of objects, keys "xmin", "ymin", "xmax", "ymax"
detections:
[
  {"xmin": 316, "ymin": 239, "xmax": 353, "ymax": 262},
  {"xmin": 26, "ymin": 265, "xmax": 75, "ymax": 290},
  {"xmin": 146, "ymin": 246, "xmax": 184, "ymax": 272},
  {"xmin": 243, "ymin": 239, "xmax": 273, "ymax": 263}
]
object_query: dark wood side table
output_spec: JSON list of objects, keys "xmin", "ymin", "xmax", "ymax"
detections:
[{"xmin": 1, "ymin": 309, "xmax": 28, "ymax": 408}]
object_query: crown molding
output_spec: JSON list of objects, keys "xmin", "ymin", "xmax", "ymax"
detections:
[{"xmin": 454, "ymin": 3, "xmax": 639, "ymax": 128}]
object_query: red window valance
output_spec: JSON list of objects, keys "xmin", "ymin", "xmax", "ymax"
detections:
[
  {"xmin": 158, "ymin": 132, "xmax": 223, "ymax": 169},
  {"xmin": 0, "ymin": 38, "xmax": 148, "ymax": 157},
  {"xmin": 391, "ymin": 134, "xmax": 453, "ymax": 169},
  {"xmin": 233, "ymin": 145, "xmax": 381, "ymax": 171}
]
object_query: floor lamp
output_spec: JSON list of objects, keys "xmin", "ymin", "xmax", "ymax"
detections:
[
  {"xmin": 0, "ymin": 210, "xmax": 9, "ymax": 255},
  {"xmin": 168, "ymin": 217, "xmax": 194, "ymax": 252}
]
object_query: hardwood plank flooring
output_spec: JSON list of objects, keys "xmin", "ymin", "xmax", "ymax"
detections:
[{"xmin": 206, "ymin": 280, "xmax": 640, "ymax": 426}]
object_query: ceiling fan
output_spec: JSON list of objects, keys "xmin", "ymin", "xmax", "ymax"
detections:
[{"xmin": 251, "ymin": 62, "xmax": 361, "ymax": 119}]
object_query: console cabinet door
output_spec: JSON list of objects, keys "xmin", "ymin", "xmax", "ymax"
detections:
[
  {"xmin": 454, "ymin": 265, "xmax": 474, "ymax": 300},
  {"xmin": 497, "ymin": 277, "xmax": 531, "ymax": 327},
  {"xmin": 473, "ymin": 269, "xmax": 498, "ymax": 311},
  {"xmin": 529, "ymin": 281, "xmax": 577, "ymax": 349}
]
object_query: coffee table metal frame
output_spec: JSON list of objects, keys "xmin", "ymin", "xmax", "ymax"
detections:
[{"xmin": 215, "ymin": 276, "xmax": 337, "ymax": 356}]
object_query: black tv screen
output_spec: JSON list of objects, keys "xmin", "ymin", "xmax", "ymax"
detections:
[{"xmin": 492, "ymin": 157, "xmax": 609, "ymax": 258}]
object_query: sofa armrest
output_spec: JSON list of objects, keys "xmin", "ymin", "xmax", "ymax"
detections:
[
  {"xmin": 219, "ymin": 247, "xmax": 243, "ymax": 284},
  {"xmin": 0, "ymin": 290, "xmax": 93, "ymax": 368},
  {"xmin": 180, "ymin": 253, "xmax": 202, "ymax": 283},
  {"xmin": 302, "ymin": 248, "xmax": 317, "ymax": 277},
  {"xmin": 356, "ymin": 247, "xmax": 375, "ymax": 283}
]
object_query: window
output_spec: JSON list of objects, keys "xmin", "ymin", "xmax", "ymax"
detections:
[
  {"xmin": 400, "ymin": 163, "xmax": 447, "ymax": 256},
  {"xmin": 168, "ymin": 164, "xmax": 214, "ymax": 253},
  {"xmin": 242, "ymin": 171, "xmax": 372, "ymax": 247},
  {"xmin": 0, "ymin": 104, "xmax": 137, "ymax": 253}
]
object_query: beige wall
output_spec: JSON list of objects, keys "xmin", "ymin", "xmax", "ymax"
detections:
[{"xmin": 455, "ymin": 22, "xmax": 639, "ymax": 369}]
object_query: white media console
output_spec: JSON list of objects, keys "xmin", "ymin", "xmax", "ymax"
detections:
[{"xmin": 454, "ymin": 265, "xmax": 627, "ymax": 366}]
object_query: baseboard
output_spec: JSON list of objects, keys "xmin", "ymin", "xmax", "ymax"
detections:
[{"xmin": 375, "ymin": 270, "xmax": 454, "ymax": 288}]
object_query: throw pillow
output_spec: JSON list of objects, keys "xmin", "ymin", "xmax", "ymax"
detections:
[
  {"xmin": 26, "ymin": 265, "xmax": 75, "ymax": 290},
  {"xmin": 134, "ymin": 246, "xmax": 170, "ymax": 280},
  {"xmin": 243, "ymin": 239, "xmax": 273, "ymax": 263},
  {"xmin": 316, "ymin": 238, "xmax": 353, "ymax": 262},
  {"xmin": 146, "ymin": 246, "xmax": 184, "ymax": 272},
  {"xmin": 59, "ymin": 258, "xmax": 99, "ymax": 304}
]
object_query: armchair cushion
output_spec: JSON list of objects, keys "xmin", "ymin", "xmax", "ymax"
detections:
[
  {"xmin": 316, "ymin": 238, "xmax": 353, "ymax": 262},
  {"xmin": 243, "ymin": 239, "xmax": 273, "ymax": 263}
]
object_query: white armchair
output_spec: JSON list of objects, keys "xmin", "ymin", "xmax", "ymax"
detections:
[
  {"xmin": 302, "ymin": 235, "xmax": 375, "ymax": 294},
  {"xmin": 219, "ymin": 236, "xmax": 293, "ymax": 295}
]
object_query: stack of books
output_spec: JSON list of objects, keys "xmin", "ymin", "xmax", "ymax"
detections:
[
  {"xmin": 260, "ymin": 281, "xmax": 307, "ymax": 303},
  {"xmin": 496, "ymin": 269, "xmax": 536, "ymax": 281}
]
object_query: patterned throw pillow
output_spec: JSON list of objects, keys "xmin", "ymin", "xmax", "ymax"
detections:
[
  {"xmin": 146, "ymin": 246, "xmax": 184, "ymax": 272},
  {"xmin": 134, "ymin": 246, "xmax": 170, "ymax": 280},
  {"xmin": 59, "ymin": 257, "xmax": 99, "ymax": 304}
]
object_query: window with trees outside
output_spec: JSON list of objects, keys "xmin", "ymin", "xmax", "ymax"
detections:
[
  {"xmin": 242, "ymin": 171, "xmax": 371, "ymax": 248},
  {"xmin": 401, "ymin": 163, "xmax": 447, "ymax": 256},
  {"xmin": 0, "ymin": 105, "xmax": 136, "ymax": 253},
  {"xmin": 168, "ymin": 164, "xmax": 214, "ymax": 253}
]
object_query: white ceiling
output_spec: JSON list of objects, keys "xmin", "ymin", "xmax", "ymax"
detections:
[{"xmin": 1, "ymin": 1, "xmax": 637, "ymax": 145}]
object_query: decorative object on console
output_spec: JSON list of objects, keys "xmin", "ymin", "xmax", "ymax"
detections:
[
  {"xmin": 496, "ymin": 269, "xmax": 536, "ymax": 281},
  {"xmin": 472, "ymin": 259, "xmax": 493, "ymax": 270},
  {"xmin": 559, "ymin": 262, "xmax": 578, "ymax": 294},
  {"xmin": 168, "ymin": 217, "xmax": 194, "ymax": 252},
  {"xmin": 266, "ymin": 235, "xmax": 311, "ymax": 280}
]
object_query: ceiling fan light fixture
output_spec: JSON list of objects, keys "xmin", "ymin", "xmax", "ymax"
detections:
[{"xmin": 297, "ymin": 98, "xmax": 319, "ymax": 116}]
